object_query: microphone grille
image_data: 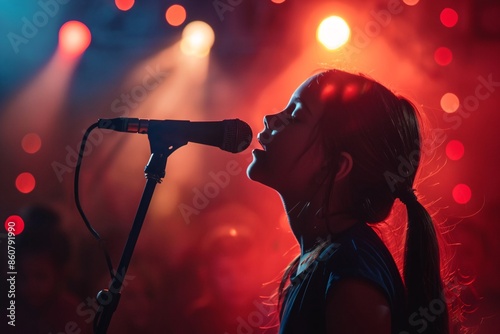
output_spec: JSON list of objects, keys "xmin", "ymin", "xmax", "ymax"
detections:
[{"xmin": 223, "ymin": 119, "xmax": 253, "ymax": 153}]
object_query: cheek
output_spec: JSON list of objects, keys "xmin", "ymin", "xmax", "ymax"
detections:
[{"xmin": 287, "ymin": 146, "xmax": 325, "ymax": 186}]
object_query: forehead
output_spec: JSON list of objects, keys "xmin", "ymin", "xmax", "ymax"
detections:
[
  {"xmin": 294, "ymin": 72, "xmax": 374, "ymax": 108},
  {"xmin": 295, "ymin": 75, "xmax": 321, "ymax": 98},
  {"xmin": 291, "ymin": 74, "xmax": 334, "ymax": 115}
]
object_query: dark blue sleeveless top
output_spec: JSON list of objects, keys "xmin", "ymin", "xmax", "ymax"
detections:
[{"xmin": 279, "ymin": 222, "xmax": 408, "ymax": 333}]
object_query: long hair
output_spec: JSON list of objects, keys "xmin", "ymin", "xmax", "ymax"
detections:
[{"xmin": 278, "ymin": 70, "xmax": 451, "ymax": 333}]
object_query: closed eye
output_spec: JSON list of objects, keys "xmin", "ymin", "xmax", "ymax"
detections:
[{"xmin": 285, "ymin": 103, "xmax": 299, "ymax": 123}]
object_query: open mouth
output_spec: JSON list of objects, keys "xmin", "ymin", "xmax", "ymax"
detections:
[{"xmin": 257, "ymin": 133, "xmax": 267, "ymax": 151}]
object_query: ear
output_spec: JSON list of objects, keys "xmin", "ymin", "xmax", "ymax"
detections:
[{"xmin": 334, "ymin": 152, "xmax": 353, "ymax": 181}]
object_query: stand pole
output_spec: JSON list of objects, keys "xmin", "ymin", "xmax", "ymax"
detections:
[{"xmin": 93, "ymin": 133, "xmax": 184, "ymax": 333}]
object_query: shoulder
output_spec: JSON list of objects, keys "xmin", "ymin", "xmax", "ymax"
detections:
[
  {"xmin": 320, "ymin": 223, "xmax": 392, "ymax": 274},
  {"xmin": 320, "ymin": 223, "xmax": 399, "ymax": 277},
  {"xmin": 319, "ymin": 222, "xmax": 406, "ymax": 312},
  {"xmin": 325, "ymin": 278, "xmax": 391, "ymax": 334}
]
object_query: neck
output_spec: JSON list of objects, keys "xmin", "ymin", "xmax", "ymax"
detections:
[{"xmin": 281, "ymin": 194, "xmax": 358, "ymax": 255}]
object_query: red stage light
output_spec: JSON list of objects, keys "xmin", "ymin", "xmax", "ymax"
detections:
[
  {"xmin": 21, "ymin": 133, "xmax": 42, "ymax": 154},
  {"xmin": 58, "ymin": 21, "xmax": 91, "ymax": 58},
  {"xmin": 440, "ymin": 92, "xmax": 459, "ymax": 113},
  {"xmin": 115, "ymin": 0, "xmax": 134, "ymax": 11},
  {"xmin": 166, "ymin": 4, "xmax": 186, "ymax": 27},
  {"xmin": 440, "ymin": 8, "xmax": 458, "ymax": 28},
  {"xmin": 452, "ymin": 184, "xmax": 471, "ymax": 204},
  {"xmin": 403, "ymin": 0, "xmax": 419, "ymax": 6},
  {"xmin": 271, "ymin": 0, "xmax": 286, "ymax": 3},
  {"xmin": 434, "ymin": 46, "xmax": 452, "ymax": 66},
  {"xmin": 446, "ymin": 140, "xmax": 464, "ymax": 160},
  {"xmin": 317, "ymin": 16, "xmax": 350, "ymax": 50},
  {"xmin": 16, "ymin": 172, "xmax": 36, "ymax": 194},
  {"xmin": 4, "ymin": 215, "xmax": 25, "ymax": 236}
]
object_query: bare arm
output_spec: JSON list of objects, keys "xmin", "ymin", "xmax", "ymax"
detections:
[{"xmin": 326, "ymin": 279, "xmax": 391, "ymax": 334}]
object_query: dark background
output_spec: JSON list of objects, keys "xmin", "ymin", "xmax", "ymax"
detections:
[{"xmin": 0, "ymin": 0, "xmax": 499, "ymax": 333}]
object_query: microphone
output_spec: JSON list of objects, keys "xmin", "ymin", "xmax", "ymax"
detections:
[{"xmin": 97, "ymin": 118, "xmax": 252, "ymax": 153}]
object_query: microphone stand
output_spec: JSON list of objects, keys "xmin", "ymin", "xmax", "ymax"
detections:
[{"xmin": 93, "ymin": 130, "xmax": 186, "ymax": 334}]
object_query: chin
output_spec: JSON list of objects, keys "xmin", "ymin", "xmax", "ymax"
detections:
[
  {"xmin": 248, "ymin": 167, "xmax": 283, "ymax": 196},
  {"xmin": 246, "ymin": 157, "xmax": 260, "ymax": 182},
  {"xmin": 247, "ymin": 156, "xmax": 269, "ymax": 185}
]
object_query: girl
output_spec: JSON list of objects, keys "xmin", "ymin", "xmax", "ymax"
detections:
[{"xmin": 247, "ymin": 69, "xmax": 450, "ymax": 333}]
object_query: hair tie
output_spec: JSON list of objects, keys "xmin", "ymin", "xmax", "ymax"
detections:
[{"xmin": 398, "ymin": 188, "xmax": 417, "ymax": 205}]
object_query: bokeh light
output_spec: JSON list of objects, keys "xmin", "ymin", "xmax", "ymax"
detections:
[
  {"xmin": 317, "ymin": 16, "xmax": 350, "ymax": 50},
  {"xmin": 21, "ymin": 133, "xmax": 42, "ymax": 154},
  {"xmin": 15, "ymin": 172, "xmax": 36, "ymax": 194},
  {"xmin": 180, "ymin": 21, "xmax": 215, "ymax": 57},
  {"xmin": 4, "ymin": 215, "xmax": 25, "ymax": 236},
  {"xmin": 403, "ymin": 0, "xmax": 419, "ymax": 6},
  {"xmin": 434, "ymin": 46, "xmax": 453, "ymax": 66},
  {"xmin": 166, "ymin": 4, "xmax": 187, "ymax": 27},
  {"xmin": 271, "ymin": 0, "xmax": 286, "ymax": 3},
  {"xmin": 440, "ymin": 92, "xmax": 460, "ymax": 113},
  {"xmin": 446, "ymin": 140, "xmax": 465, "ymax": 160},
  {"xmin": 440, "ymin": 8, "xmax": 458, "ymax": 28},
  {"xmin": 58, "ymin": 21, "xmax": 92, "ymax": 58},
  {"xmin": 115, "ymin": 0, "xmax": 134, "ymax": 11},
  {"xmin": 452, "ymin": 184, "xmax": 472, "ymax": 204}
]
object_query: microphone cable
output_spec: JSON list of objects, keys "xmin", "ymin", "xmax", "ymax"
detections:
[{"xmin": 74, "ymin": 122, "xmax": 115, "ymax": 280}]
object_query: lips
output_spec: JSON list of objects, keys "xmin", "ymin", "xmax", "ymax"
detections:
[{"xmin": 257, "ymin": 132, "xmax": 267, "ymax": 151}]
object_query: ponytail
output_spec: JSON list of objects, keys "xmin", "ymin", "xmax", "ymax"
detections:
[{"xmin": 401, "ymin": 190, "xmax": 449, "ymax": 333}]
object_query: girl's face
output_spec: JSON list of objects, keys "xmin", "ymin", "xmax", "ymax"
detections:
[{"xmin": 247, "ymin": 75, "xmax": 329, "ymax": 199}]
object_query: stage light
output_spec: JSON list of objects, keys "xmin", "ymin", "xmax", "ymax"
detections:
[
  {"xmin": 440, "ymin": 8, "xmax": 458, "ymax": 28},
  {"xmin": 446, "ymin": 140, "xmax": 464, "ymax": 160},
  {"xmin": 180, "ymin": 21, "xmax": 215, "ymax": 57},
  {"xmin": 452, "ymin": 184, "xmax": 471, "ymax": 204},
  {"xmin": 58, "ymin": 21, "xmax": 91, "ymax": 58},
  {"xmin": 403, "ymin": 0, "xmax": 419, "ymax": 6},
  {"xmin": 434, "ymin": 46, "xmax": 452, "ymax": 66},
  {"xmin": 4, "ymin": 215, "xmax": 25, "ymax": 236},
  {"xmin": 440, "ymin": 92, "xmax": 459, "ymax": 113},
  {"xmin": 317, "ymin": 16, "xmax": 350, "ymax": 50},
  {"xmin": 166, "ymin": 4, "xmax": 186, "ymax": 27},
  {"xmin": 21, "ymin": 133, "xmax": 42, "ymax": 154},
  {"xmin": 271, "ymin": 0, "xmax": 286, "ymax": 3},
  {"xmin": 115, "ymin": 0, "xmax": 134, "ymax": 11},
  {"xmin": 16, "ymin": 172, "xmax": 36, "ymax": 194}
]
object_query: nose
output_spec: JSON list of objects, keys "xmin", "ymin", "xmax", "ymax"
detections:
[{"xmin": 264, "ymin": 113, "xmax": 286, "ymax": 131}]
